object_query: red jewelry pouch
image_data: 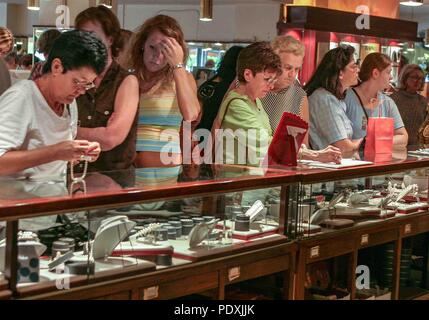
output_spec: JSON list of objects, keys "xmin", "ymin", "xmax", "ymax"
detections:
[
  {"xmin": 364, "ymin": 117, "xmax": 394, "ymax": 163},
  {"xmin": 267, "ymin": 112, "xmax": 308, "ymax": 166}
]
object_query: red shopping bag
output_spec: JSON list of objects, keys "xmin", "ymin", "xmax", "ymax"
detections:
[
  {"xmin": 267, "ymin": 112, "xmax": 308, "ymax": 166},
  {"xmin": 364, "ymin": 117, "xmax": 394, "ymax": 162}
]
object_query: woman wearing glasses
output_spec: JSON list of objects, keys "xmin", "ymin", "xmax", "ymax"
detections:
[
  {"xmin": 74, "ymin": 6, "xmax": 140, "ymax": 172},
  {"xmin": 305, "ymin": 45, "xmax": 362, "ymax": 157},
  {"xmin": 390, "ymin": 64, "xmax": 426, "ymax": 147},
  {"xmin": 344, "ymin": 52, "xmax": 408, "ymax": 148},
  {"xmin": 213, "ymin": 42, "xmax": 282, "ymax": 166}
]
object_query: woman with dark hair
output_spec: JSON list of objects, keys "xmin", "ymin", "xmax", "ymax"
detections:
[
  {"xmin": 30, "ymin": 28, "xmax": 61, "ymax": 80},
  {"xmin": 305, "ymin": 45, "xmax": 361, "ymax": 156},
  {"xmin": 213, "ymin": 42, "xmax": 282, "ymax": 166},
  {"xmin": 344, "ymin": 52, "xmax": 407, "ymax": 148},
  {"xmin": 74, "ymin": 5, "xmax": 139, "ymax": 172},
  {"xmin": 390, "ymin": 64, "xmax": 426, "ymax": 146},
  {"xmin": 197, "ymin": 45, "xmax": 243, "ymax": 137},
  {"xmin": 117, "ymin": 29, "xmax": 133, "ymax": 69}
]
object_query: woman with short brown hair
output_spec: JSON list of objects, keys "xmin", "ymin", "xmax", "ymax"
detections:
[{"xmin": 213, "ymin": 41, "xmax": 282, "ymax": 166}]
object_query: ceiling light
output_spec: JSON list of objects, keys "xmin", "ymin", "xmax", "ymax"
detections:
[
  {"xmin": 27, "ymin": 0, "xmax": 40, "ymax": 11},
  {"xmin": 200, "ymin": 0, "xmax": 213, "ymax": 22},
  {"xmin": 400, "ymin": 0, "xmax": 423, "ymax": 6},
  {"xmin": 99, "ymin": 0, "xmax": 112, "ymax": 9},
  {"xmin": 214, "ymin": 42, "xmax": 222, "ymax": 46}
]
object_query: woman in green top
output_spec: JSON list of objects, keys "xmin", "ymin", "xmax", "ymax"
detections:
[{"xmin": 213, "ymin": 42, "xmax": 282, "ymax": 166}]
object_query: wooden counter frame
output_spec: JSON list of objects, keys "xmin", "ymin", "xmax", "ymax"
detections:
[
  {"xmin": 3, "ymin": 158, "xmax": 429, "ymax": 300},
  {"xmin": 294, "ymin": 211, "xmax": 429, "ymax": 300}
]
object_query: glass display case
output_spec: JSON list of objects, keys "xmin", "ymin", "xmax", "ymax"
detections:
[
  {"xmin": 0, "ymin": 216, "xmax": 9, "ymax": 300},
  {"xmin": 3, "ymin": 152, "xmax": 429, "ymax": 300},
  {"xmin": 0, "ymin": 164, "xmax": 298, "ymax": 299},
  {"xmin": 291, "ymin": 151, "xmax": 429, "ymax": 300}
]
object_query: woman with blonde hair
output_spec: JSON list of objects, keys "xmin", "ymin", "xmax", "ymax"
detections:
[
  {"xmin": 128, "ymin": 15, "xmax": 200, "ymax": 169},
  {"xmin": 390, "ymin": 64, "xmax": 427, "ymax": 146}
]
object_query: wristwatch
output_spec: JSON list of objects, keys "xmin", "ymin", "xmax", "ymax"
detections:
[{"xmin": 173, "ymin": 63, "xmax": 185, "ymax": 70}]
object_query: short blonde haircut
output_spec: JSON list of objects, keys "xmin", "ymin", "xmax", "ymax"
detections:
[
  {"xmin": 271, "ymin": 35, "xmax": 305, "ymax": 57},
  {"xmin": 397, "ymin": 64, "xmax": 425, "ymax": 91}
]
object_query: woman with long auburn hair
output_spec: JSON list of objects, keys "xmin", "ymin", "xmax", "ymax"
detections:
[
  {"xmin": 344, "ymin": 52, "xmax": 408, "ymax": 148},
  {"xmin": 128, "ymin": 15, "xmax": 200, "ymax": 170}
]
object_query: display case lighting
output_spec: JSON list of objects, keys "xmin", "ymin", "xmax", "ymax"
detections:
[{"xmin": 200, "ymin": 0, "xmax": 213, "ymax": 21}]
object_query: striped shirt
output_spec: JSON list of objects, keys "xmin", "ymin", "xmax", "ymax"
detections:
[
  {"xmin": 137, "ymin": 83, "xmax": 182, "ymax": 154},
  {"xmin": 261, "ymin": 80, "xmax": 306, "ymax": 132}
]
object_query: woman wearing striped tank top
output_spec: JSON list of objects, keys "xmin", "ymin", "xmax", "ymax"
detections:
[{"xmin": 128, "ymin": 15, "xmax": 200, "ymax": 187}]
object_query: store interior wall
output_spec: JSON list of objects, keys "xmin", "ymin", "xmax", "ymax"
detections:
[
  {"xmin": 117, "ymin": 3, "xmax": 279, "ymax": 42},
  {"xmin": 6, "ymin": 4, "xmax": 38, "ymax": 37},
  {"xmin": 3, "ymin": 2, "xmax": 429, "ymax": 45},
  {"xmin": 0, "ymin": 3, "xmax": 6, "ymax": 27}
]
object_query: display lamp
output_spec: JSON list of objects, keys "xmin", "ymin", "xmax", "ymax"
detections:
[
  {"xmin": 99, "ymin": 0, "xmax": 113, "ymax": 9},
  {"xmin": 200, "ymin": 0, "xmax": 213, "ymax": 22},
  {"xmin": 27, "ymin": 0, "xmax": 40, "ymax": 11}
]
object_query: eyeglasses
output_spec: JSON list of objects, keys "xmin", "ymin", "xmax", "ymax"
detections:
[
  {"xmin": 263, "ymin": 77, "xmax": 278, "ymax": 85},
  {"xmin": 72, "ymin": 78, "xmax": 95, "ymax": 91},
  {"xmin": 408, "ymin": 75, "xmax": 424, "ymax": 82}
]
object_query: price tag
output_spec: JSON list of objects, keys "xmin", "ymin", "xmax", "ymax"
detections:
[
  {"xmin": 143, "ymin": 286, "xmax": 159, "ymax": 300},
  {"xmin": 310, "ymin": 246, "xmax": 320, "ymax": 259},
  {"xmin": 361, "ymin": 234, "xmax": 369, "ymax": 246},
  {"xmin": 228, "ymin": 266, "xmax": 241, "ymax": 282},
  {"xmin": 404, "ymin": 224, "xmax": 412, "ymax": 234}
]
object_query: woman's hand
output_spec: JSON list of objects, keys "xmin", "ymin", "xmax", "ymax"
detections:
[
  {"xmin": 316, "ymin": 145, "xmax": 342, "ymax": 163},
  {"xmin": 86, "ymin": 141, "xmax": 101, "ymax": 162},
  {"xmin": 160, "ymin": 37, "xmax": 184, "ymax": 67}
]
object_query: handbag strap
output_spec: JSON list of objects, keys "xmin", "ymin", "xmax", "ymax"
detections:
[
  {"xmin": 352, "ymin": 88, "xmax": 369, "ymax": 120},
  {"xmin": 213, "ymin": 97, "xmax": 246, "ymax": 131}
]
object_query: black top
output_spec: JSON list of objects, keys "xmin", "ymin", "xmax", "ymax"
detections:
[{"xmin": 197, "ymin": 77, "xmax": 232, "ymax": 135}]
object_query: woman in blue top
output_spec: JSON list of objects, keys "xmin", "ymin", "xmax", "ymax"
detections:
[
  {"xmin": 305, "ymin": 45, "xmax": 362, "ymax": 157},
  {"xmin": 344, "ymin": 52, "xmax": 408, "ymax": 148}
]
